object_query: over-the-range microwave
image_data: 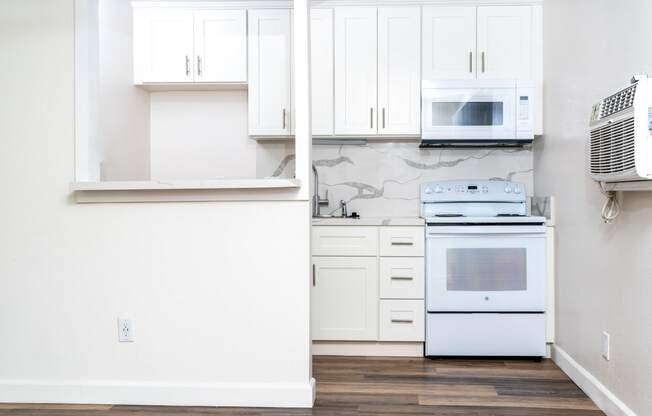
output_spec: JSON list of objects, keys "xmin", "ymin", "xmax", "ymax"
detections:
[{"xmin": 420, "ymin": 80, "xmax": 535, "ymax": 147}]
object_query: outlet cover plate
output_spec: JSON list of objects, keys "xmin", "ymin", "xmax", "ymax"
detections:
[{"xmin": 118, "ymin": 318, "xmax": 135, "ymax": 342}]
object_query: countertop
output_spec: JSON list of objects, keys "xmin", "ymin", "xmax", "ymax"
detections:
[{"xmin": 311, "ymin": 216, "xmax": 425, "ymax": 226}]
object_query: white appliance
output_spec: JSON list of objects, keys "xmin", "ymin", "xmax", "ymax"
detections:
[
  {"xmin": 421, "ymin": 80, "xmax": 534, "ymax": 147},
  {"xmin": 589, "ymin": 75, "xmax": 652, "ymax": 183},
  {"xmin": 421, "ymin": 180, "xmax": 546, "ymax": 357}
]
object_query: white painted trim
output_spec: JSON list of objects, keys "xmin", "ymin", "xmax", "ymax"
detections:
[
  {"xmin": 74, "ymin": 0, "xmax": 101, "ymax": 181},
  {"xmin": 70, "ymin": 178, "xmax": 301, "ymax": 192},
  {"xmin": 132, "ymin": 0, "xmax": 543, "ymax": 10},
  {"xmin": 313, "ymin": 341, "xmax": 424, "ymax": 357},
  {"xmin": 0, "ymin": 379, "xmax": 315, "ymax": 408},
  {"xmin": 552, "ymin": 346, "xmax": 638, "ymax": 416},
  {"xmin": 292, "ymin": 0, "xmax": 312, "ymax": 202},
  {"xmin": 313, "ymin": 0, "xmax": 543, "ymax": 6}
]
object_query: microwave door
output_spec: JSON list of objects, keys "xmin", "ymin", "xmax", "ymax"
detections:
[{"xmin": 422, "ymin": 88, "xmax": 516, "ymax": 140}]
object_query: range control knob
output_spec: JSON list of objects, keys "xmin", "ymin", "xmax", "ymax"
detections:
[
  {"xmin": 434, "ymin": 186, "xmax": 444, "ymax": 193},
  {"xmin": 504, "ymin": 186, "xmax": 512, "ymax": 193},
  {"xmin": 424, "ymin": 187, "xmax": 433, "ymax": 194},
  {"xmin": 513, "ymin": 186, "xmax": 522, "ymax": 194}
]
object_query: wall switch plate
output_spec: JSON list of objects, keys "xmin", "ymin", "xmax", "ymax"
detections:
[
  {"xmin": 118, "ymin": 318, "xmax": 135, "ymax": 342},
  {"xmin": 602, "ymin": 331, "xmax": 610, "ymax": 361}
]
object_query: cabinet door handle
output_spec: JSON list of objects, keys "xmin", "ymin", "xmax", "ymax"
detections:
[
  {"xmin": 391, "ymin": 319, "xmax": 414, "ymax": 324},
  {"xmin": 312, "ymin": 264, "xmax": 316, "ymax": 286},
  {"xmin": 185, "ymin": 55, "xmax": 190, "ymax": 76},
  {"xmin": 469, "ymin": 51, "xmax": 473, "ymax": 73},
  {"xmin": 370, "ymin": 108, "xmax": 374, "ymax": 129},
  {"xmin": 391, "ymin": 276, "xmax": 414, "ymax": 281},
  {"xmin": 391, "ymin": 241, "xmax": 414, "ymax": 246},
  {"xmin": 382, "ymin": 108, "xmax": 386, "ymax": 129},
  {"xmin": 197, "ymin": 56, "xmax": 202, "ymax": 76},
  {"xmin": 482, "ymin": 52, "xmax": 486, "ymax": 73},
  {"xmin": 282, "ymin": 108, "xmax": 286, "ymax": 130}
]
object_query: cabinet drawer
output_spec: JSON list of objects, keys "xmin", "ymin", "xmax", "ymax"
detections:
[
  {"xmin": 312, "ymin": 226, "xmax": 378, "ymax": 256},
  {"xmin": 379, "ymin": 257, "xmax": 424, "ymax": 299},
  {"xmin": 379, "ymin": 227, "xmax": 424, "ymax": 257},
  {"xmin": 379, "ymin": 300, "xmax": 425, "ymax": 342}
]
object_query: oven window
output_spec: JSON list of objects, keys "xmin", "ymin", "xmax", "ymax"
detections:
[
  {"xmin": 431, "ymin": 102, "xmax": 504, "ymax": 126},
  {"xmin": 446, "ymin": 248, "xmax": 526, "ymax": 291}
]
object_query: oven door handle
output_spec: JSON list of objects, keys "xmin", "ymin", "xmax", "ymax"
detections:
[{"xmin": 427, "ymin": 225, "xmax": 546, "ymax": 235}]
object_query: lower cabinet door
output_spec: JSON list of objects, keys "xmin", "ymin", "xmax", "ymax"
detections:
[
  {"xmin": 312, "ymin": 257, "xmax": 378, "ymax": 341},
  {"xmin": 379, "ymin": 299, "xmax": 425, "ymax": 342}
]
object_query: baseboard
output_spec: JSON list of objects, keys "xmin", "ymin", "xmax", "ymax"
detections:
[
  {"xmin": 0, "ymin": 378, "xmax": 316, "ymax": 408},
  {"xmin": 552, "ymin": 345, "xmax": 637, "ymax": 416},
  {"xmin": 312, "ymin": 341, "xmax": 424, "ymax": 357}
]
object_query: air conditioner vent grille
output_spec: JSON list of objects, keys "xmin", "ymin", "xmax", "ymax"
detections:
[
  {"xmin": 599, "ymin": 84, "xmax": 637, "ymax": 119},
  {"xmin": 590, "ymin": 117, "xmax": 637, "ymax": 175}
]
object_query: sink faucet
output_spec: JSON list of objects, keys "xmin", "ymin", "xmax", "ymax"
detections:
[
  {"xmin": 340, "ymin": 200, "xmax": 348, "ymax": 218},
  {"xmin": 312, "ymin": 163, "xmax": 329, "ymax": 217}
]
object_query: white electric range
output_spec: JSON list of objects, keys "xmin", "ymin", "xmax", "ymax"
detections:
[{"xmin": 421, "ymin": 180, "xmax": 547, "ymax": 358}]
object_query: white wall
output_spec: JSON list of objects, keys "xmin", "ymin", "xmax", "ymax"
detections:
[
  {"xmin": 98, "ymin": 0, "xmax": 150, "ymax": 180},
  {"xmin": 0, "ymin": 0, "xmax": 312, "ymax": 407},
  {"xmin": 150, "ymin": 91, "xmax": 257, "ymax": 180},
  {"xmin": 534, "ymin": 1, "xmax": 652, "ymax": 415}
]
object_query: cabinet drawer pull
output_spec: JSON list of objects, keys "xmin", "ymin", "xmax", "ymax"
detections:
[
  {"xmin": 482, "ymin": 52, "xmax": 486, "ymax": 73},
  {"xmin": 312, "ymin": 264, "xmax": 316, "ymax": 286},
  {"xmin": 282, "ymin": 108, "xmax": 286, "ymax": 130},
  {"xmin": 370, "ymin": 107, "xmax": 374, "ymax": 129},
  {"xmin": 185, "ymin": 55, "xmax": 190, "ymax": 76},
  {"xmin": 391, "ymin": 241, "xmax": 414, "ymax": 246},
  {"xmin": 197, "ymin": 56, "xmax": 202, "ymax": 76},
  {"xmin": 469, "ymin": 51, "xmax": 473, "ymax": 73},
  {"xmin": 391, "ymin": 319, "xmax": 414, "ymax": 324},
  {"xmin": 391, "ymin": 276, "xmax": 414, "ymax": 281},
  {"xmin": 382, "ymin": 108, "xmax": 386, "ymax": 129}
]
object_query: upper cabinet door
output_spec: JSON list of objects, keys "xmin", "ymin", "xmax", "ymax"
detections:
[
  {"xmin": 477, "ymin": 6, "xmax": 532, "ymax": 80},
  {"xmin": 193, "ymin": 10, "xmax": 247, "ymax": 83},
  {"xmin": 377, "ymin": 7, "xmax": 421, "ymax": 135},
  {"xmin": 334, "ymin": 8, "xmax": 377, "ymax": 135},
  {"xmin": 310, "ymin": 9, "xmax": 334, "ymax": 136},
  {"xmin": 248, "ymin": 9, "xmax": 292, "ymax": 136},
  {"xmin": 133, "ymin": 9, "xmax": 194, "ymax": 83},
  {"xmin": 422, "ymin": 7, "xmax": 476, "ymax": 80}
]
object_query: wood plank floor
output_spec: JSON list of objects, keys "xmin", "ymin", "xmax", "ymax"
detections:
[{"xmin": 0, "ymin": 356, "xmax": 604, "ymax": 415}]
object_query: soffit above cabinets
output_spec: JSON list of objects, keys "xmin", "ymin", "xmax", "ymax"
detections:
[{"xmin": 132, "ymin": 0, "xmax": 544, "ymax": 10}]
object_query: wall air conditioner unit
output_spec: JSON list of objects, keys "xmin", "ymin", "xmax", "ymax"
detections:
[{"xmin": 589, "ymin": 75, "xmax": 652, "ymax": 185}]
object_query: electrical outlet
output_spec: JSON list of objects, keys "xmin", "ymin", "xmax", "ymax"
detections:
[
  {"xmin": 118, "ymin": 318, "xmax": 135, "ymax": 342},
  {"xmin": 602, "ymin": 331, "xmax": 610, "ymax": 361}
]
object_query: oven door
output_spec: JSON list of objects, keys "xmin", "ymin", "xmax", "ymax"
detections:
[
  {"xmin": 422, "ymin": 86, "xmax": 516, "ymax": 141},
  {"xmin": 426, "ymin": 225, "xmax": 546, "ymax": 312}
]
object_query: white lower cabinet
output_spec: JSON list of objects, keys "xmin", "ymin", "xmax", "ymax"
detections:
[
  {"xmin": 312, "ymin": 225, "xmax": 426, "ymax": 347},
  {"xmin": 312, "ymin": 257, "xmax": 379, "ymax": 341},
  {"xmin": 379, "ymin": 300, "xmax": 425, "ymax": 342},
  {"xmin": 379, "ymin": 257, "xmax": 425, "ymax": 299}
]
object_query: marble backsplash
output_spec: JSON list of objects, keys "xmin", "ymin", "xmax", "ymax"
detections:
[{"xmin": 264, "ymin": 141, "xmax": 534, "ymax": 217}]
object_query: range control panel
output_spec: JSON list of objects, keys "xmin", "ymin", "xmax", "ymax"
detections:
[{"xmin": 420, "ymin": 180, "xmax": 527, "ymax": 203}]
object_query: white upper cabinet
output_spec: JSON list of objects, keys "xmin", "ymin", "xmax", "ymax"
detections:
[
  {"xmin": 310, "ymin": 9, "xmax": 334, "ymax": 136},
  {"xmin": 477, "ymin": 6, "xmax": 532, "ymax": 79},
  {"xmin": 422, "ymin": 7, "xmax": 476, "ymax": 80},
  {"xmin": 133, "ymin": 9, "xmax": 194, "ymax": 83},
  {"xmin": 377, "ymin": 7, "xmax": 421, "ymax": 135},
  {"xmin": 193, "ymin": 10, "xmax": 247, "ymax": 83},
  {"xmin": 133, "ymin": 8, "xmax": 246, "ymax": 84},
  {"xmin": 334, "ymin": 8, "xmax": 378, "ymax": 136},
  {"xmin": 248, "ymin": 9, "xmax": 292, "ymax": 136}
]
